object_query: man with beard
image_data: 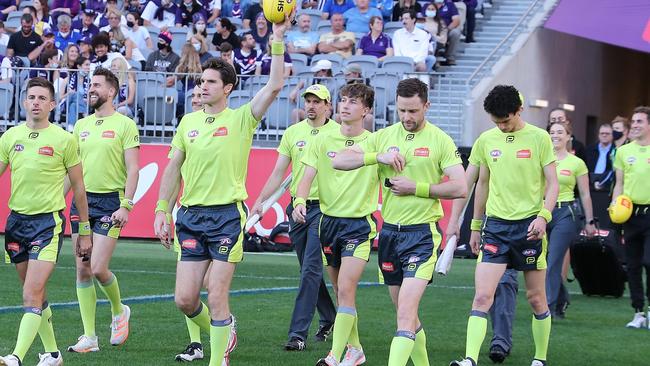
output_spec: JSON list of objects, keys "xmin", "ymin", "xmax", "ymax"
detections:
[
  {"xmin": 251, "ymin": 84, "xmax": 338, "ymax": 352},
  {"xmin": 332, "ymin": 78, "xmax": 467, "ymax": 366},
  {"xmin": 7, "ymin": 13, "xmax": 44, "ymax": 63},
  {"xmin": 65, "ymin": 67, "xmax": 140, "ymax": 353}
]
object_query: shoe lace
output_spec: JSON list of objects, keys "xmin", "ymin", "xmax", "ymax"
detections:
[{"xmin": 183, "ymin": 344, "xmax": 197, "ymax": 354}]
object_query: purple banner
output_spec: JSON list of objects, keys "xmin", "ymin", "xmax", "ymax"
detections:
[{"xmin": 545, "ymin": 0, "xmax": 650, "ymax": 53}]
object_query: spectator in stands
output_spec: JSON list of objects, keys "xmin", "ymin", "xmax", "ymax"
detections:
[
  {"xmin": 251, "ymin": 12, "xmax": 271, "ymax": 49},
  {"xmin": 175, "ymin": 42, "xmax": 203, "ymax": 117},
  {"xmin": 392, "ymin": 0, "xmax": 421, "ymax": 21},
  {"xmin": 77, "ymin": 36, "xmax": 93, "ymax": 59},
  {"xmin": 145, "ymin": 31, "xmax": 180, "ymax": 87},
  {"xmin": 586, "ymin": 122, "xmax": 615, "ymax": 192},
  {"xmin": 212, "ymin": 17, "xmax": 241, "ymax": 50},
  {"xmin": 356, "ymin": 15, "xmax": 393, "ymax": 60},
  {"xmin": 62, "ymin": 56, "xmax": 91, "ymax": 130},
  {"xmin": 142, "ymin": 0, "xmax": 178, "ymax": 29},
  {"xmin": 30, "ymin": 47, "xmax": 59, "ymax": 82},
  {"xmin": 243, "ymin": 0, "xmax": 265, "ymax": 29},
  {"xmin": 100, "ymin": 8, "xmax": 127, "ymax": 34},
  {"xmin": 204, "ymin": 0, "xmax": 222, "ymax": 24},
  {"xmin": 233, "ymin": 32, "xmax": 258, "ymax": 80},
  {"xmin": 0, "ymin": 55, "xmax": 22, "ymax": 83},
  {"xmin": 372, "ymin": 0, "xmax": 395, "ymax": 21},
  {"xmin": 289, "ymin": 59, "xmax": 335, "ymax": 122},
  {"xmin": 301, "ymin": 0, "xmax": 320, "ymax": 10},
  {"xmin": 612, "ymin": 116, "xmax": 631, "ymax": 148},
  {"xmin": 124, "ymin": 0, "xmax": 148, "ymax": 14},
  {"xmin": 126, "ymin": 12, "xmax": 152, "ymax": 51},
  {"xmin": 187, "ymin": 12, "xmax": 208, "ymax": 40},
  {"xmin": 95, "ymin": 0, "xmax": 124, "ymax": 28},
  {"xmin": 23, "ymin": 1, "xmax": 51, "ymax": 36},
  {"xmin": 54, "ymin": 14, "xmax": 81, "ymax": 52},
  {"xmin": 218, "ymin": 41, "xmax": 241, "ymax": 74},
  {"xmin": 73, "ymin": 9, "xmax": 100, "ymax": 39},
  {"xmin": 0, "ymin": 21, "xmax": 8, "ymax": 47},
  {"xmin": 40, "ymin": 28, "xmax": 57, "ymax": 52},
  {"xmin": 287, "ymin": 14, "xmax": 319, "ymax": 56},
  {"xmin": 111, "ymin": 56, "xmax": 136, "ymax": 118},
  {"xmin": 6, "ymin": 14, "xmax": 44, "ymax": 64},
  {"xmin": 61, "ymin": 43, "xmax": 80, "ymax": 71},
  {"xmin": 190, "ymin": 34, "xmax": 211, "ymax": 63},
  {"xmin": 255, "ymin": 36, "xmax": 292, "ymax": 77},
  {"xmin": 433, "ymin": 0, "xmax": 461, "ymax": 66},
  {"xmin": 50, "ymin": 0, "xmax": 80, "ymax": 26},
  {"xmin": 421, "ymin": 2, "xmax": 446, "ymax": 64},
  {"xmin": 343, "ymin": 63, "xmax": 365, "ymax": 84},
  {"xmin": 176, "ymin": 0, "xmax": 207, "ymax": 27},
  {"xmin": 343, "ymin": 0, "xmax": 382, "ymax": 34},
  {"xmin": 84, "ymin": 0, "xmax": 107, "ymax": 14},
  {"xmin": 221, "ymin": 0, "xmax": 251, "ymax": 19},
  {"xmin": 318, "ymin": 13, "xmax": 356, "ymax": 58},
  {"xmin": 321, "ymin": 0, "xmax": 355, "ymax": 20},
  {"xmin": 462, "ymin": 0, "xmax": 476, "ymax": 42},
  {"xmin": 393, "ymin": 9, "xmax": 434, "ymax": 71},
  {"xmin": 0, "ymin": 1, "xmax": 16, "ymax": 22},
  {"xmin": 548, "ymin": 108, "xmax": 586, "ymax": 161}
]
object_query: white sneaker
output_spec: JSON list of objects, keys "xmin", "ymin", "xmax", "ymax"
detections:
[
  {"xmin": 175, "ymin": 343, "xmax": 204, "ymax": 362},
  {"xmin": 110, "ymin": 304, "xmax": 131, "ymax": 345},
  {"xmin": 226, "ymin": 314, "xmax": 237, "ymax": 355},
  {"xmin": 626, "ymin": 312, "xmax": 647, "ymax": 328},
  {"xmin": 67, "ymin": 335, "xmax": 100, "ymax": 353},
  {"xmin": 316, "ymin": 352, "xmax": 339, "ymax": 366},
  {"xmin": 449, "ymin": 358, "xmax": 476, "ymax": 366},
  {"xmin": 37, "ymin": 352, "xmax": 63, "ymax": 366},
  {"xmin": 222, "ymin": 355, "xmax": 230, "ymax": 366},
  {"xmin": 531, "ymin": 360, "xmax": 546, "ymax": 366},
  {"xmin": 0, "ymin": 355, "xmax": 20, "ymax": 366},
  {"xmin": 340, "ymin": 346, "xmax": 366, "ymax": 366}
]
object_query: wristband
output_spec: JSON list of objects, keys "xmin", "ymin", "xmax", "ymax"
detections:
[
  {"xmin": 165, "ymin": 212, "xmax": 172, "ymax": 223},
  {"xmin": 271, "ymin": 41, "xmax": 284, "ymax": 55},
  {"xmin": 155, "ymin": 199, "xmax": 169, "ymax": 214},
  {"xmin": 78, "ymin": 221, "xmax": 91, "ymax": 236},
  {"xmin": 363, "ymin": 152, "xmax": 378, "ymax": 166},
  {"xmin": 415, "ymin": 182, "xmax": 429, "ymax": 198},
  {"xmin": 537, "ymin": 208, "xmax": 552, "ymax": 223},
  {"xmin": 120, "ymin": 198, "xmax": 134, "ymax": 211},
  {"xmin": 293, "ymin": 197, "xmax": 306, "ymax": 207},
  {"xmin": 470, "ymin": 219, "xmax": 483, "ymax": 232}
]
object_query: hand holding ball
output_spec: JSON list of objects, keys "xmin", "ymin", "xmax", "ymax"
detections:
[{"xmin": 263, "ymin": 0, "xmax": 296, "ymax": 23}]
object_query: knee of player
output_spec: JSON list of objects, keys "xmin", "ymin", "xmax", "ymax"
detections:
[
  {"xmin": 91, "ymin": 267, "xmax": 111, "ymax": 283},
  {"xmin": 22, "ymin": 289, "xmax": 45, "ymax": 308},
  {"xmin": 174, "ymin": 294, "xmax": 198, "ymax": 314},
  {"xmin": 472, "ymin": 292, "xmax": 495, "ymax": 310},
  {"xmin": 525, "ymin": 290, "xmax": 547, "ymax": 310},
  {"xmin": 76, "ymin": 264, "xmax": 93, "ymax": 281},
  {"xmin": 396, "ymin": 308, "xmax": 418, "ymax": 327}
]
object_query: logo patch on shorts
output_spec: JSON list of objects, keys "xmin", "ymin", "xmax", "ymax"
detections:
[
  {"xmin": 483, "ymin": 243, "xmax": 498, "ymax": 254},
  {"xmin": 30, "ymin": 246, "xmax": 40, "ymax": 253},
  {"xmin": 100, "ymin": 223, "xmax": 110, "ymax": 230},
  {"xmin": 516, "ymin": 149, "xmax": 531, "ymax": 159},
  {"xmin": 7, "ymin": 242, "xmax": 19, "ymax": 252},
  {"xmin": 102, "ymin": 130, "xmax": 115, "ymax": 138},
  {"xmin": 323, "ymin": 246, "xmax": 332, "ymax": 254},
  {"xmin": 14, "ymin": 144, "xmax": 24, "ymax": 152},
  {"xmin": 560, "ymin": 169, "xmax": 571, "ymax": 176},
  {"xmin": 345, "ymin": 243, "xmax": 355, "ymax": 251},
  {"xmin": 218, "ymin": 246, "xmax": 229, "ymax": 254},
  {"xmin": 381, "ymin": 262, "xmax": 395, "ymax": 272},
  {"xmin": 182, "ymin": 239, "xmax": 197, "ymax": 249},
  {"xmin": 220, "ymin": 238, "xmax": 232, "ymax": 245},
  {"xmin": 408, "ymin": 256, "xmax": 420, "ymax": 263},
  {"xmin": 213, "ymin": 127, "xmax": 228, "ymax": 137},
  {"xmin": 526, "ymin": 257, "xmax": 536, "ymax": 264},
  {"xmin": 407, "ymin": 263, "xmax": 417, "ymax": 271},
  {"xmin": 100, "ymin": 216, "xmax": 112, "ymax": 223},
  {"xmin": 522, "ymin": 249, "xmax": 537, "ymax": 256},
  {"xmin": 38, "ymin": 146, "xmax": 54, "ymax": 156},
  {"xmin": 414, "ymin": 147, "xmax": 429, "ymax": 157},
  {"xmin": 30, "ymin": 240, "xmax": 42, "ymax": 246}
]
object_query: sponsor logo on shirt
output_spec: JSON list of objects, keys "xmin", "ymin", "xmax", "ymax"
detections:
[
  {"xmin": 560, "ymin": 169, "xmax": 571, "ymax": 176},
  {"xmin": 414, "ymin": 147, "xmax": 429, "ymax": 157},
  {"xmin": 388, "ymin": 146, "xmax": 399, "ymax": 153},
  {"xmin": 327, "ymin": 151, "xmax": 336, "ymax": 158},
  {"xmin": 38, "ymin": 146, "xmax": 54, "ymax": 156},
  {"xmin": 188, "ymin": 130, "xmax": 199, "ymax": 138},
  {"xmin": 28, "ymin": 132, "xmax": 39, "ymax": 139},
  {"xmin": 7, "ymin": 242, "xmax": 19, "ymax": 252},
  {"xmin": 310, "ymin": 129, "xmax": 319, "ymax": 135},
  {"xmin": 296, "ymin": 140, "xmax": 306, "ymax": 148},
  {"xmin": 181, "ymin": 239, "xmax": 197, "ymax": 249},
  {"xmin": 381, "ymin": 262, "xmax": 395, "ymax": 272},
  {"xmin": 345, "ymin": 140, "xmax": 354, "ymax": 147},
  {"xmin": 14, "ymin": 144, "xmax": 24, "ymax": 152},
  {"xmin": 505, "ymin": 136, "xmax": 515, "ymax": 143},
  {"xmin": 80, "ymin": 131, "xmax": 90, "ymax": 138},
  {"xmin": 205, "ymin": 117, "xmax": 215, "ymax": 124},
  {"xmin": 405, "ymin": 133, "xmax": 415, "ymax": 141},
  {"xmin": 483, "ymin": 243, "xmax": 498, "ymax": 254},
  {"xmin": 490, "ymin": 149, "xmax": 501, "ymax": 158},
  {"xmin": 516, "ymin": 149, "xmax": 531, "ymax": 159},
  {"xmin": 213, "ymin": 127, "xmax": 228, "ymax": 137},
  {"xmin": 627, "ymin": 156, "xmax": 636, "ymax": 164},
  {"xmin": 522, "ymin": 249, "xmax": 537, "ymax": 256},
  {"xmin": 95, "ymin": 119, "xmax": 104, "ymax": 126},
  {"xmin": 102, "ymin": 130, "xmax": 116, "ymax": 138}
]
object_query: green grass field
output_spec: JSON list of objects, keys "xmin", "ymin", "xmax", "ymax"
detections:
[{"xmin": 1, "ymin": 238, "xmax": 648, "ymax": 366}]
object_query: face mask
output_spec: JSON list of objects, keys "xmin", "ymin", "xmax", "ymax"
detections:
[
  {"xmin": 192, "ymin": 43, "xmax": 201, "ymax": 52},
  {"xmin": 612, "ymin": 130, "xmax": 624, "ymax": 140},
  {"xmin": 50, "ymin": 62, "xmax": 59, "ymax": 68},
  {"xmin": 158, "ymin": 43, "xmax": 167, "ymax": 50},
  {"xmin": 415, "ymin": 22, "xmax": 424, "ymax": 29},
  {"xmin": 126, "ymin": 21, "xmax": 135, "ymax": 28},
  {"xmin": 425, "ymin": 10, "xmax": 436, "ymax": 17},
  {"xmin": 195, "ymin": 24, "xmax": 206, "ymax": 32},
  {"xmin": 184, "ymin": 2, "xmax": 193, "ymax": 9}
]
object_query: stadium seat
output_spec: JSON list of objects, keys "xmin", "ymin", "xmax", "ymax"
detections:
[
  {"xmin": 169, "ymin": 27, "xmax": 188, "ymax": 52},
  {"xmin": 344, "ymin": 55, "xmax": 379, "ymax": 70},
  {"xmin": 297, "ymin": 9, "xmax": 323, "ymax": 31},
  {"xmin": 5, "ymin": 11, "xmax": 22, "ymax": 30},
  {"xmin": 228, "ymin": 90, "xmax": 252, "ymax": 109},
  {"xmin": 209, "ymin": 50, "xmax": 221, "ymax": 58},
  {"xmin": 18, "ymin": 0, "xmax": 33, "ymax": 10},
  {"xmin": 135, "ymin": 73, "xmax": 166, "ymax": 105},
  {"xmin": 289, "ymin": 53, "xmax": 308, "ymax": 70},
  {"xmin": 381, "ymin": 56, "xmax": 415, "ymax": 73},
  {"xmin": 227, "ymin": 17, "xmax": 243, "ymax": 30},
  {"xmin": 184, "ymin": 90, "xmax": 193, "ymax": 114},
  {"xmin": 128, "ymin": 59, "xmax": 142, "ymax": 71},
  {"xmin": 316, "ymin": 20, "xmax": 331, "ymax": 34},
  {"xmin": 0, "ymin": 83, "xmax": 14, "ymax": 121},
  {"xmin": 142, "ymin": 88, "xmax": 178, "ymax": 131},
  {"xmin": 265, "ymin": 95, "xmax": 294, "ymax": 129},
  {"xmin": 310, "ymin": 53, "xmax": 344, "ymax": 71},
  {"xmin": 140, "ymin": 47, "xmax": 153, "ymax": 60},
  {"xmin": 0, "ymin": 44, "xmax": 6, "ymax": 56},
  {"xmin": 383, "ymin": 21, "xmax": 403, "ymax": 35}
]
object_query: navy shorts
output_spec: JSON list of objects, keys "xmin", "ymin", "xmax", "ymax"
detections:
[
  {"xmin": 378, "ymin": 222, "xmax": 442, "ymax": 286},
  {"xmin": 5, "ymin": 211, "xmax": 65, "ymax": 264},
  {"xmin": 175, "ymin": 202, "xmax": 247, "ymax": 263},
  {"xmin": 319, "ymin": 214, "xmax": 377, "ymax": 268},
  {"xmin": 70, "ymin": 192, "xmax": 121, "ymax": 238},
  {"xmin": 479, "ymin": 216, "xmax": 548, "ymax": 271}
]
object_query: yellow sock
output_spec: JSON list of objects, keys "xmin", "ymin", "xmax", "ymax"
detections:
[
  {"xmin": 347, "ymin": 314, "xmax": 361, "ymax": 349},
  {"xmin": 209, "ymin": 318, "xmax": 232, "ymax": 366},
  {"xmin": 38, "ymin": 303, "xmax": 58, "ymax": 353},
  {"xmin": 532, "ymin": 311, "xmax": 551, "ymax": 361},
  {"xmin": 13, "ymin": 309, "xmax": 42, "ymax": 360},
  {"xmin": 188, "ymin": 302, "xmax": 211, "ymax": 333},
  {"xmin": 388, "ymin": 331, "xmax": 416, "ymax": 366},
  {"xmin": 76, "ymin": 281, "xmax": 97, "ymax": 337},
  {"xmin": 410, "ymin": 326, "xmax": 429, "ymax": 366},
  {"xmin": 465, "ymin": 311, "xmax": 488, "ymax": 362},
  {"xmin": 186, "ymin": 316, "xmax": 202, "ymax": 344},
  {"xmin": 331, "ymin": 307, "xmax": 356, "ymax": 361},
  {"xmin": 99, "ymin": 274, "xmax": 123, "ymax": 317}
]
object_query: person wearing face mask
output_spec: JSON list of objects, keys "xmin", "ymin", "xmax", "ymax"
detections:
[
  {"xmin": 54, "ymin": 14, "xmax": 81, "ymax": 52},
  {"xmin": 187, "ymin": 12, "xmax": 209, "ymax": 41},
  {"xmin": 73, "ymin": 9, "xmax": 100, "ymax": 39},
  {"xmin": 125, "ymin": 12, "xmax": 153, "ymax": 51},
  {"xmin": 142, "ymin": 0, "xmax": 179, "ymax": 29},
  {"xmin": 190, "ymin": 34, "xmax": 212, "ymax": 63},
  {"xmin": 421, "ymin": 2, "xmax": 447, "ymax": 60},
  {"xmin": 175, "ymin": 0, "xmax": 208, "ymax": 28},
  {"xmin": 145, "ymin": 31, "xmax": 181, "ymax": 88}
]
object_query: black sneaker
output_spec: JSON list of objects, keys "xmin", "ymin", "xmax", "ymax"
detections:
[
  {"xmin": 284, "ymin": 337, "xmax": 306, "ymax": 351},
  {"xmin": 489, "ymin": 345, "xmax": 507, "ymax": 364},
  {"xmin": 314, "ymin": 323, "xmax": 334, "ymax": 342},
  {"xmin": 175, "ymin": 342, "xmax": 204, "ymax": 362}
]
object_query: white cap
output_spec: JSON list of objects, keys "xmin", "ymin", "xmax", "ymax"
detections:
[{"xmin": 310, "ymin": 59, "xmax": 333, "ymax": 72}]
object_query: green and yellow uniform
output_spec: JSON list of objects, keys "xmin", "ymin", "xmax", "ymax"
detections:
[
  {"xmin": 556, "ymin": 154, "xmax": 588, "ymax": 203},
  {"xmin": 613, "ymin": 141, "xmax": 650, "ymax": 205}
]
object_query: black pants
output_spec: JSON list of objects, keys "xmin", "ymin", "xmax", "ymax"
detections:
[
  {"xmin": 623, "ymin": 206, "xmax": 650, "ymax": 312},
  {"xmin": 465, "ymin": 6, "xmax": 476, "ymax": 42}
]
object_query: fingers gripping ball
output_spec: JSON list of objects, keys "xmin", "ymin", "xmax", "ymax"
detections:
[
  {"xmin": 609, "ymin": 195, "xmax": 633, "ymax": 224},
  {"xmin": 263, "ymin": 0, "xmax": 295, "ymax": 23}
]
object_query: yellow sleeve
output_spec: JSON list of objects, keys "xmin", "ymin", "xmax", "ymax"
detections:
[
  {"xmin": 358, "ymin": 130, "xmax": 379, "ymax": 153},
  {"xmin": 277, "ymin": 128, "xmax": 292, "ymax": 157},
  {"xmin": 240, "ymin": 103, "xmax": 261, "ymax": 133},
  {"xmin": 301, "ymin": 134, "xmax": 320, "ymax": 169},
  {"xmin": 0, "ymin": 131, "xmax": 9, "ymax": 164},
  {"xmin": 171, "ymin": 118, "xmax": 186, "ymax": 153},
  {"xmin": 63, "ymin": 134, "xmax": 81, "ymax": 169},
  {"xmin": 439, "ymin": 132, "xmax": 462, "ymax": 170},
  {"xmin": 540, "ymin": 133, "xmax": 556, "ymax": 167},
  {"xmin": 613, "ymin": 147, "xmax": 624, "ymax": 170},
  {"xmin": 576, "ymin": 157, "xmax": 588, "ymax": 176},
  {"xmin": 468, "ymin": 137, "xmax": 483, "ymax": 167},
  {"xmin": 122, "ymin": 119, "xmax": 141, "ymax": 150}
]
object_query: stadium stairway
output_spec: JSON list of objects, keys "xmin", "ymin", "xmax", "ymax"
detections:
[{"xmin": 427, "ymin": 0, "xmax": 554, "ymax": 143}]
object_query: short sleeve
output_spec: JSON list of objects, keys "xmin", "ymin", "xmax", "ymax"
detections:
[
  {"xmin": 171, "ymin": 118, "xmax": 187, "ymax": 152},
  {"xmin": 358, "ymin": 130, "xmax": 379, "ymax": 153},
  {"xmin": 301, "ymin": 134, "xmax": 320, "ymax": 169},
  {"xmin": 438, "ymin": 133, "xmax": 462, "ymax": 170},
  {"xmin": 63, "ymin": 135, "xmax": 81, "ymax": 169},
  {"xmin": 468, "ymin": 137, "xmax": 482, "ymax": 166},
  {"xmin": 238, "ymin": 102, "xmax": 260, "ymax": 133},
  {"xmin": 122, "ymin": 119, "xmax": 141, "ymax": 150},
  {"xmin": 539, "ymin": 133, "xmax": 556, "ymax": 167},
  {"xmin": 0, "ymin": 131, "xmax": 9, "ymax": 164},
  {"xmin": 613, "ymin": 148, "xmax": 624, "ymax": 170},
  {"xmin": 576, "ymin": 158, "xmax": 588, "ymax": 177},
  {"xmin": 277, "ymin": 129, "xmax": 292, "ymax": 157}
]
